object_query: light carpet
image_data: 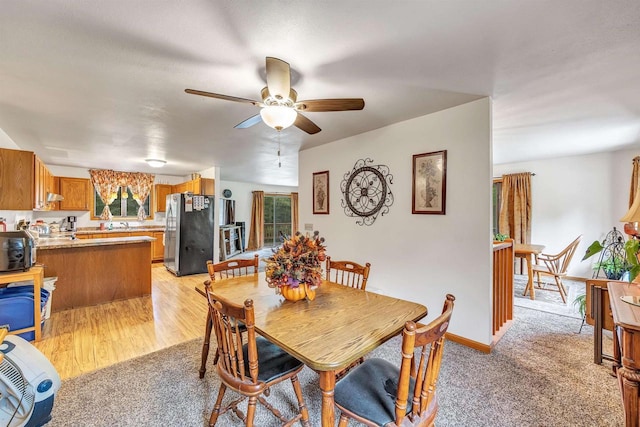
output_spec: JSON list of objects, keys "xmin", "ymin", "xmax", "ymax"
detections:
[
  {"xmin": 513, "ymin": 274, "xmax": 585, "ymax": 319},
  {"xmin": 49, "ymin": 306, "xmax": 622, "ymax": 426}
]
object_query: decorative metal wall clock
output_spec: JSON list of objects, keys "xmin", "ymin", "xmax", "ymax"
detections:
[{"xmin": 341, "ymin": 158, "xmax": 394, "ymax": 226}]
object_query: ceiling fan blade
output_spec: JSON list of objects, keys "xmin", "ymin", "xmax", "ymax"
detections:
[
  {"xmin": 185, "ymin": 89, "xmax": 261, "ymax": 106},
  {"xmin": 234, "ymin": 114, "xmax": 263, "ymax": 129},
  {"xmin": 266, "ymin": 57, "xmax": 291, "ymax": 101},
  {"xmin": 294, "ymin": 113, "xmax": 321, "ymax": 134},
  {"xmin": 295, "ymin": 98, "xmax": 365, "ymax": 112}
]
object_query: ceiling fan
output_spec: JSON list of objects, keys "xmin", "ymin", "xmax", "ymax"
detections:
[{"xmin": 185, "ymin": 57, "xmax": 365, "ymax": 134}]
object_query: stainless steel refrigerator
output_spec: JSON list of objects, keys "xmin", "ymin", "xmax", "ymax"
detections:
[{"xmin": 164, "ymin": 193, "xmax": 214, "ymax": 276}]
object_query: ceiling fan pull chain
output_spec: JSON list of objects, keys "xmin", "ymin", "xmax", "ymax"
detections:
[{"xmin": 278, "ymin": 133, "xmax": 282, "ymax": 168}]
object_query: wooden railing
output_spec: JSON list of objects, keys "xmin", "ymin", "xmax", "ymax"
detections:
[{"xmin": 492, "ymin": 239, "xmax": 514, "ymax": 343}]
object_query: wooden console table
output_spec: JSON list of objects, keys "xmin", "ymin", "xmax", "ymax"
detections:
[
  {"xmin": 608, "ymin": 281, "xmax": 640, "ymax": 426},
  {"xmin": 0, "ymin": 265, "xmax": 44, "ymax": 341}
]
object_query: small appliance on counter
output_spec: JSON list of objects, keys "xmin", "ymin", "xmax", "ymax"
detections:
[
  {"xmin": 61, "ymin": 216, "xmax": 77, "ymax": 232},
  {"xmin": 0, "ymin": 230, "xmax": 37, "ymax": 272}
]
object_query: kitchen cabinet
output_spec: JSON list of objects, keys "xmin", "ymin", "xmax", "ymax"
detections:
[
  {"xmin": 154, "ymin": 184, "xmax": 172, "ymax": 213},
  {"xmin": 34, "ymin": 154, "xmax": 56, "ymax": 211},
  {"xmin": 171, "ymin": 177, "xmax": 214, "ymax": 196},
  {"xmin": 0, "ymin": 148, "xmax": 34, "ymax": 210},
  {"xmin": 75, "ymin": 230, "xmax": 165, "ymax": 262},
  {"xmin": 59, "ymin": 177, "xmax": 91, "ymax": 211},
  {"xmin": 152, "ymin": 231, "xmax": 165, "ymax": 261}
]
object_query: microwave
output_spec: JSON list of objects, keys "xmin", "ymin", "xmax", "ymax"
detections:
[{"xmin": 0, "ymin": 231, "xmax": 36, "ymax": 272}]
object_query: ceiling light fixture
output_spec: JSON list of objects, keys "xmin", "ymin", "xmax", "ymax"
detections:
[
  {"xmin": 146, "ymin": 159, "xmax": 166, "ymax": 168},
  {"xmin": 260, "ymin": 106, "xmax": 297, "ymax": 131}
]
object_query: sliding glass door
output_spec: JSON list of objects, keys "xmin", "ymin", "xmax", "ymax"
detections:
[{"xmin": 264, "ymin": 194, "xmax": 292, "ymax": 247}]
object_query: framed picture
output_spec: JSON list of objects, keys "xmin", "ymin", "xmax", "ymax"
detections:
[
  {"xmin": 313, "ymin": 171, "xmax": 330, "ymax": 214},
  {"xmin": 412, "ymin": 150, "xmax": 447, "ymax": 215}
]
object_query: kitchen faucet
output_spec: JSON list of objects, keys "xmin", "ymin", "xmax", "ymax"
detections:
[{"xmin": 120, "ymin": 221, "xmax": 129, "ymax": 229}]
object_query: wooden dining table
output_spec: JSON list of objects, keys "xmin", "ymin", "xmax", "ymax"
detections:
[
  {"xmin": 514, "ymin": 243, "xmax": 546, "ymax": 300},
  {"xmin": 208, "ymin": 272, "xmax": 428, "ymax": 426}
]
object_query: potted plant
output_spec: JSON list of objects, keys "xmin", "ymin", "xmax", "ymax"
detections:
[{"xmin": 592, "ymin": 255, "xmax": 628, "ymax": 280}]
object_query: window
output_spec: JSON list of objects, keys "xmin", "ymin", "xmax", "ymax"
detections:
[
  {"xmin": 264, "ymin": 195, "xmax": 292, "ymax": 247},
  {"xmin": 93, "ymin": 187, "xmax": 151, "ymax": 219},
  {"xmin": 493, "ymin": 179, "xmax": 502, "ymax": 235}
]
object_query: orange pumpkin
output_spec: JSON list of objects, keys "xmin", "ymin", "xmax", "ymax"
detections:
[
  {"xmin": 281, "ymin": 285, "xmax": 306, "ymax": 302},
  {"xmin": 304, "ymin": 284, "xmax": 316, "ymax": 301}
]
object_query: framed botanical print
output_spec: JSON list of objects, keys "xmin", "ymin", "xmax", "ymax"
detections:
[
  {"xmin": 313, "ymin": 170, "xmax": 330, "ymax": 214},
  {"xmin": 412, "ymin": 150, "xmax": 447, "ymax": 215}
]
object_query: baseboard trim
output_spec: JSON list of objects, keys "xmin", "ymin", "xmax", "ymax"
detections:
[{"xmin": 445, "ymin": 332, "xmax": 492, "ymax": 354}]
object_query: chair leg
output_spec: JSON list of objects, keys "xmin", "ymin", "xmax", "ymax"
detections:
[
  {"xmin": 290, "ymin": 374, "xmax": 311, "ymax": 427},
  {"xmin": 555, "ymin": 276, "xmax": 567, "ymax": 303},
  {"xmin": 338, "ymin": 414, "xmax": 349, "ymax": 427},
  {"xmin": 209, "ymin": 383, "xmax": 227, "ymax": 426},
  {"xmin": 246, "ymin": 396, "xmax": 258, "ymax": 427},
  {"xmin": 200, "ymin": 311, "xmax": 213, "ymax": 378}
]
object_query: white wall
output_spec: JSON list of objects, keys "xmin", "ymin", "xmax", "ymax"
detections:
[
  {"xmin": 494, "ymin": 149, "xmax": 640, "ymax": 278},
  {"xmin": 299, "ymin": 98, "xmax": 493, "ymax": 345}
]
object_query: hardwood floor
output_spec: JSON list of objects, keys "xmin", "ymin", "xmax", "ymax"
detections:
[{"xmin": 33, "ymin": 264, "xmax": 209, "ymax": 380}]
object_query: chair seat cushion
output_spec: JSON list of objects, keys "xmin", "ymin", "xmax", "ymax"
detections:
[
  {"xmin": 334, "ymin": 358, "xmax": 417, "ymax": 426},
  {"xmin": 243, "ymin": 336, "xmax": 303, "ymax": 383}
]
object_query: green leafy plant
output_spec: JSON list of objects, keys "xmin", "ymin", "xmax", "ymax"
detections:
[
  {"xmin": 493, "ymin": 233, "xmax": 509, "ymax": 242},
  {"xmin": 592, "ymin": 257, "xmax": 628, "ymax": 280},
  {"xmin": 572, "ymin": 294, "xmax": 586, "ymax": 318},
  {"xmin": 582, "ymin": 237, "xmax": 640, "ymax": 281}
]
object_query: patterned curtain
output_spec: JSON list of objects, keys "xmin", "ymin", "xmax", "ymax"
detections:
[
  {"xmin": 499, "ymin": 171, "xmax": 532, "ymax": 247},
  {"xmin": 89, "ymin": 169, "xmax": 120, "ymax": 220},
  {"xmin": 630, "ymin": 156, "xmax": 640, "ymax": 207},
  {"xmin": 247, "ymin": 191, "xmax": 264, "ymax": 251},
  {"xmin": 127, "ymin": 172, "xmax": 155, "ymax": 221},
  {"xmin": 291, "ymin": 192, "xmax": 299, "ymax": 235}
]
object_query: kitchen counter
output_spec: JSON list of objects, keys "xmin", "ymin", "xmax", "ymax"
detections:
[
  {"xmin": 37, "ymin": 237, "xmax": 153, "ymax": 312},
  {"xmin": 74, "ymin": 226, "xmax": 164, "ymax": 235},
  {"xmin": 36, "ymin": 235, "xmax": 155, "ymax": 250}
]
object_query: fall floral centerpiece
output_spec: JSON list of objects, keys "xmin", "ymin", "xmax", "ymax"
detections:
[{"xmin": 265, "ymin": 231, "xmax": 327, "ymax": 301}]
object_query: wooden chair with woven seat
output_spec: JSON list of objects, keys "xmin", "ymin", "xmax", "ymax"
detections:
[
  {"xmin": 196, "ymin": 254, "xmax": 259, "ymax": 378},
  {"xmin": 326, "ymin": 256, "xmax": 371, "ymax": 290},
  {"xmin": 334, "ymin": 294, "xmax": 455, "ymax": 427},
  {"xmin": 205, "ymin": 285, "xmax": 311, "ymax": 427},
  {"xmin": 529, "ymin": 235, "xmax": 582, "ymax": 303}
]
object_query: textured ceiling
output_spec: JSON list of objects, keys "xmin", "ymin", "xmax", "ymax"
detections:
[{"xmin": 1, "ymin": 1, "xmax": 639, "ymax": 186}]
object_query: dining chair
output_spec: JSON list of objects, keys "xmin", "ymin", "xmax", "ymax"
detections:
[
  {"xmin": 530, "ymin": 235, "xmax": 582, "ymax": 303},
  {"xmin": 325, "ymin": 256, "xmax": 372, "ymax": 380},
  {"xmin": 197, "ymin": 254, "xmax": 259, "ymax": 378},
  {"xmin": 334, "ymin": 294, "xmax": 455, "ymax": 427},
  {"xmin": 205, "ymin": 285, "xmax": 310, "ymax": 427},
  {"xmin": 325, "ymin": 256, "xmax": 371, "ymax": 290}
]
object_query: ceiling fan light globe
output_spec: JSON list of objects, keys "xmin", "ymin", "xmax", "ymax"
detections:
[
  {"xmin": 260, "ymin": 106, "xmax": 297, "ymax": 131},
  {"xmin": 145, "ymin": 159, "xmax": 167, "ymax": 168}
]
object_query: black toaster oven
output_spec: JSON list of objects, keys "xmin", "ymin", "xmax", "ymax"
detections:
[{"xmin": 0, "ymin": 231, "xmax": 36, "ymax": 272}]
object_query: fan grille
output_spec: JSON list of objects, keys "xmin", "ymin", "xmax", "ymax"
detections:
[{"xmin": 0, "ymin": 356, "xmax": 35, "ymax": 424}]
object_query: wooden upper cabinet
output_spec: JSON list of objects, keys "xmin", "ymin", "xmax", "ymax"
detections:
[
  {"xmin": 59, "ymin": 177, "xmax": 91, "ymax": 211},
  {"xmin": 0, "ymin": 148, "xmax": 35, "ymax": 210},
  {"xmin": 154, "ymin": 184, "xmax": 173, "ymax": 213},
  {"xmin": 171, "ymin": 178, "xmax": 214, "ymax": 196},
  {"xmin": 195, "ymin": 178, "xmax": 215, "ymax": 196}
]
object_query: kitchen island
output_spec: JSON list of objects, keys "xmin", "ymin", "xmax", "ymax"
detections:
[{"xmin": 37, "ymin": 236, "xmax": 154, "ymax": 312}]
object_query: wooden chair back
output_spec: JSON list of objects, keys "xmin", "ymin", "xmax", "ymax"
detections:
[
  {"xmin": 537, "ymin": 235, "xmax": 582, "ymax": 276},
  {"xmin": 326, "ymin": 256, "xmax": 371, "ymax": 290},
  {"xmin": 207, "ymin": 254, "xmax": 259, "ymax": 281},
  {"xmin": 396, "ymin": 294, "xmax": 455, "ymax": 426},
  {"xmin": 204, "ymin": 283, "xmax": 263, "ymax": 392}
]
